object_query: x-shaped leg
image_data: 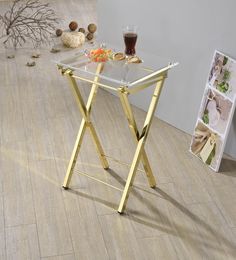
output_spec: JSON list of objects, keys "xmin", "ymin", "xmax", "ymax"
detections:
[
  {"xmin": 118, "ymin": 73, "xmax": 167, "ymax": 213},
  {"xmin": 62, "ymin": 63, "xmax": 109, "ymax": 189},
  {"xmin": 118, "ymin": 89, "xmax": 156, "ymax": 188}
]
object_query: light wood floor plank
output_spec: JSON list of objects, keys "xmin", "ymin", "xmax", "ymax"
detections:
[
  {"xmin": 207, "ymin": 184, "xmax": 236, "ymax": 228},
  {"xmin": 127, "ymin": 182, "xmax": 185, "ymax": 239},
  {"xmin": 28, "ymin": 159, "xmax": 73, "ymax": 257},
  {"xmin": 0, "ymin": 196, "xmax": 6, "ymax": 260},
  {"xmin": 167, "ymin": 206, "xmax": 207, "ymax": 259},
  {"xmin": 187, "ymin": 202, "xmax": 236, "ymax": 259},
  {"xmin": 47, "ymin": 115, "xmax": 88, "ymax": 189},
  {"xmin": 218, "ymin": 225, "xmax": 236, "ymax": 259},
  {"xmin": 137, "ymin": 235, "xmax": 180, "ymax": 260},
  {"xmin": 41, "ymin": 254, "xmax": 75, "ymax": 260},
  {"xmin": 64, "ymin": 190, "xmax": 109, "ymax": 260},
  {"xmin": 0, "ymin": 0, "xmax": 235, "ymax": 259},
  {"xmin": 0, "ymin": 142, "xmax": 35, "ymax": 227},
  {"xmin": 99, "ymin": 214, "xmax": 145, "ymax": 260},
  {"xmin": 172, "ymin": 177, "xmax": 213, "ymax": 205},
  {"xmin": 82, "ymin": 147, "xmax": 148, "ymax": 215},
  {"xmin": 0, "ymin": 79, "xmax": 26, "ymax": 144},
  {"xmin": 5, "ymin": 224, "xmax": 40, "ymax": 260}
]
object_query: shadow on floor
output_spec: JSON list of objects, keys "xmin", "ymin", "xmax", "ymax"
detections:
[
  {"xmin": 219, "ymin": 157, "xmax": 236, "ymax": 175},
  {"xmin": 69, "ymin": 167, "xmax": 236, "ymax": 258}
]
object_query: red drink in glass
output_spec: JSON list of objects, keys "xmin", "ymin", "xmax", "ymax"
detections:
[
  {"xmin": 124, "ymin": 33, "xmax": 137, "ymax": 56},
  {"xmin": 123, "ymin": 25, "xmax": 138, "ymax": 56}
]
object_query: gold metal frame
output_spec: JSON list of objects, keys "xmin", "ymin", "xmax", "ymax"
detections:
[{"xmin": 58, "ymin": 62, "xmax": 171, "ymax": 213}]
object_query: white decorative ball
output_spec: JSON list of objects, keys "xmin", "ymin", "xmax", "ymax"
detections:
[{"xmin": 61, "ymin": 32, "xmax": 85, "ymax": 48}]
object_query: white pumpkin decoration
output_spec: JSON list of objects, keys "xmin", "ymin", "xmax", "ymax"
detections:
[{"xmin": 61, "ymin": 32, "xmax": 85, "ymax": 48}]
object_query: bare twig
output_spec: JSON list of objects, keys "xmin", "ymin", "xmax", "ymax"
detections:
[{"xmin": 0, "ymin": 0, "xmax": 59, "ymax": 48}]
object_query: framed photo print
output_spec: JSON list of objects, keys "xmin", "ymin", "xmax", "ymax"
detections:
[{"xmin": 190, "ymin": 50, "xmax": 236, "ymax": 172}]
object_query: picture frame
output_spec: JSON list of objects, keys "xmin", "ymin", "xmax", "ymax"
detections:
[{"xmin": 190, "ymin": 50, "xmax": 236, "ymax": 172}]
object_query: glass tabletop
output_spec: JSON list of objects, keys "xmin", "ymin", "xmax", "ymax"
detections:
[{"xmin": 55, "ymin": 44, "xmax": 178, "ymax": 88}]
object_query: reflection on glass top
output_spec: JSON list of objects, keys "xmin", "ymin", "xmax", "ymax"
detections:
[{"xmin": 56, "ymin": 44, "xmax": 177, "ymax": 87}]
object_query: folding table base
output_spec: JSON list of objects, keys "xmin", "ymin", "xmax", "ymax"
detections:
[{"xmin": 59, "ymin": 63, "xmax": 167, "ymax": 213}]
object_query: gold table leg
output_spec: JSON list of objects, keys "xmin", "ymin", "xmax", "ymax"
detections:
[
  {"xmin": 118, "ymin": 74, "xmax": 166, "ymax": 213},
  {"xmin": 118, "ymin": 89, "xmax": 156, "ymax": 188},
  {"xmin": 62, "ymin": 64, "xmax": 109, "ymax": 189},
  {"xmin": 60, "ymin": 61, "xmax": 169, "ymax": 214}
]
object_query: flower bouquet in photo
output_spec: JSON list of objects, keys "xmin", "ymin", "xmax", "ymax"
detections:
[{"xmin": 208, "ymin": 51, "xmax": 236, "ymax": 100}]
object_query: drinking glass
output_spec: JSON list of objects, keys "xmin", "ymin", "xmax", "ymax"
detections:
[{"xmin": 123, "ymin": 25, "xmax": 138, "ymax": 56}]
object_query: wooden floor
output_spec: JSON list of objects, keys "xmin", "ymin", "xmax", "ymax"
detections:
[{"xmin": 0, "ymin": 1, "xmax": 236, "ymax": 259}]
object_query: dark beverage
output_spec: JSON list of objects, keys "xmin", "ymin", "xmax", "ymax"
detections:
[{"xmin": 124, "ymin": 33, "xmax": 137, "ymax": 56}]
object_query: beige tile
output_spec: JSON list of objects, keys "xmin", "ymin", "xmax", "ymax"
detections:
[{"xmin": 6, "ymin": 224, "xmax": 40, "ymax": 260}]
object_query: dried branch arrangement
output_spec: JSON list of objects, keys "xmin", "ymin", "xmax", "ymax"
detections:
[{"xmin": 0, "ymin": 0, "xmax": 59, "ymax": 48}]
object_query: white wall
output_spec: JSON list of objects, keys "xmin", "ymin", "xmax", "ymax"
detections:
[{"xmin": 97, "ymin": 0, "xmax": 236, "ymax": 158}]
